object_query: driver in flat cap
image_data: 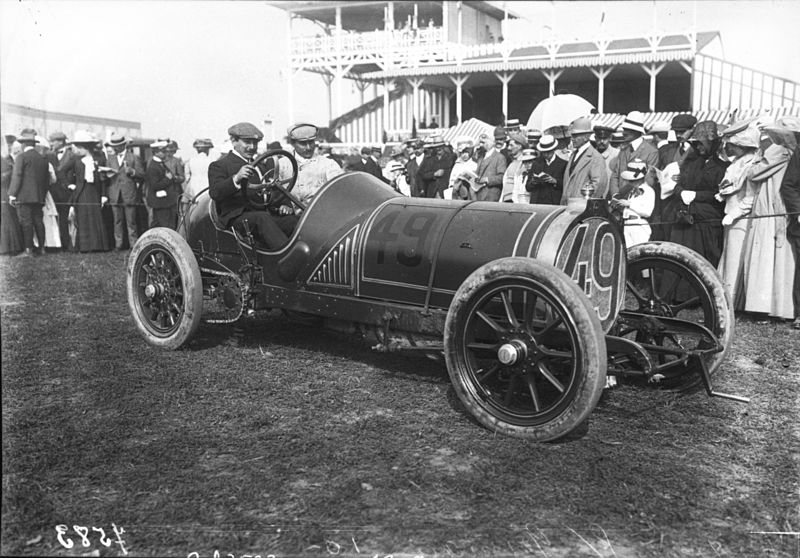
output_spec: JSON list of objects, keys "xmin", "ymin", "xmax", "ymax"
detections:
[
  {"xmin": 208, "ymin": 122, "xmax": 297, "ymax": 250},
  {"xmin": 283, "ymin": 123, "xmax": 342, "ymax": 210}
]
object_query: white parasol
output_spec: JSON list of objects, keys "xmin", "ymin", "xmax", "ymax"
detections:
[{"xmin": 526, "ymin": 94, "xmax": 596, "ymax": 132}]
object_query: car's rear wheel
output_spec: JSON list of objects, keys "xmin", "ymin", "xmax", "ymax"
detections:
[
  {"xmin": 620, "ymin": 241, "xmax": 733, "ymax": 391},
  {"xmin": 127, "ymin": 228, "xmax": 203, "ymax": 349},
  {"xmin": 445, "ymin": 258, "xmax": 606, "ymax": 441}
]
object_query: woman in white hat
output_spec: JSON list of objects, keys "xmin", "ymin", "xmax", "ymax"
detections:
[
  {"xmin": 610, "ymin": 160, "xmax": 654, "ymax": 247},
  {"xmin": 715, "ymin": 121, "xmax": 761, "ymax": 304},
  {"xmin": 66, "ymin": 130, "xmax": 112, "ymax": 252}
]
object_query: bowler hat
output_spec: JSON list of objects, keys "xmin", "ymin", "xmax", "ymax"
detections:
[
  {"xmin": 493, "ymin": 126, "xmax": 506, "ymax": 140},
  {"xmin": 569, "ymin": 117, "xmax": 593, "ymax": 135},
  {"xmin": 287, "ymin": 123, "xmax": 317, "ymax": 142},
  {"xmin": 228, "ymin": 122, "xmax": 264, "ymax": 140}
]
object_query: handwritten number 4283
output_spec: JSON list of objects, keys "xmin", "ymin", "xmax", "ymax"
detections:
[{"xmin": 55, "ymin": 523, "xmax": 128, "ymax": 555}]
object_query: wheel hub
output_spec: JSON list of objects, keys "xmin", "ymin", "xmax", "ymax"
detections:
[
  {"xmin": 497, "ymin": 340, "xmax": 527, "ymax": 365},
  {"xmin": 144, "ymin": 282, "xmax": 165, "ymax": 299}
]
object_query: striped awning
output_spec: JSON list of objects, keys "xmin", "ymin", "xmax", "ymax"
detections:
[
  {"xmin": 442, "ymin": 117, "xmax": 495, "ymax": 144},
  {"xmin": 591, "ymin": 106, "xmax": 800, "ymax": 130}
]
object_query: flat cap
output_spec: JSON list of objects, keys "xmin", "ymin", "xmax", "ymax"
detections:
[
  {"xmin": 507, "ymin": 130, "xmax": 528, "ymax": 147},
  {"xmin": 287, "ymin": 123, "xmax": 318, "ymax": 142},
  {"xmin": 671, "ymin": 114, "xmax": 698, "ymax": 132},
  {"xmin": 228, "ymin": 122, "xmax": 264, "ymax": 140}
]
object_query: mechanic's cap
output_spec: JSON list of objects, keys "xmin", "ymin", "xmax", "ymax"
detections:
[
  {"xmin": 287, "ymin": 123, "xmax": 318, "ymax": 143},
  {"xmin": 360, "ymin": 146, "xmax": 371, "ymax": 155},
  {"xmin": 228, "ymin": 122, "xmax": 264, "ymax": 140},
  {"xmin": 593, "ymin": 124, "xmax": 615, "ymax": 137}
]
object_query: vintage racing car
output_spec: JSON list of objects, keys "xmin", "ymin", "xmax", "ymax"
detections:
[{"xmin": 127, "ymin": 150, "xmax": 743, "ymax": 441}]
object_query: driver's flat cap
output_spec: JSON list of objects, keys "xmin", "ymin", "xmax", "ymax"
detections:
[
  {"xmin": 228, "ymin": 122, "xmax": 264, "ymax": 140},
  {"xmin": 287, "ymin": 123, "xmax": 318, "ymax": 142}
]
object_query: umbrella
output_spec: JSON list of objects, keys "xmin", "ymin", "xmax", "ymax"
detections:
[{"xmin": 526, "ymin": 94, "xmax": 595, "ymax": 132}]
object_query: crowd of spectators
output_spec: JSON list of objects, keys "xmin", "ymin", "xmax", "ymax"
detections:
[{"xmin": 2, "ymin": 111, "xmax": 799, "ymax": 328}]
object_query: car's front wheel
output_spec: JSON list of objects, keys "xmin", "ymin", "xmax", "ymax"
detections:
[
  {"xmin": 127, "ymin": 227, "xmax": 203, "ymax": 349},
  {"xmin": 445, "ymin": 258, "xmax": 607, "ymax": 441}
]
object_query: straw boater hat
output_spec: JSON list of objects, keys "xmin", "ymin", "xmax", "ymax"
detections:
[
  {"xmin": 150, "ymin": 139, "xmax": 170, "ymax": 150},
  {"xmin": 386, "ymin": 160, "xmax": 404, "ymax": 173},
  {"xmin": 454, "ymin": 136, "xmax": 474, "ymax": 152},
  {"xmin": 526, "ymin": 128, "xmax": 542, "ymax": 144},
  {"xmin": 648, "ymin": 121, "xmax": 670, "ymax": 135},
  {"xmin": 105, "ymin": 132, "xmax": 128, "ymax": 148},
  {"xmin": 537, "ymin": 134, "xmax": 558, "ymax": 153},
  {"xmin": 69, "ymin": 130, "xmax": 99, "ymax": 145},
  {"xmin": 620, "ymin": 160, "xmax": 648, "ymax": 181},
  {"xmin": 520, "ymin": 148, "xmax": 537, "ymax": 162},
  {"xmin": 621, "ymin": 111, "xmax": 646, "ymax": 134},
  {"xmin": 424, "ymin": 134, "xmax": 446, "ymax": 148}
]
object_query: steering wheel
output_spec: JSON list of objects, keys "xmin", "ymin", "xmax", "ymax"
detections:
[{"xmin": 242, "ymin": 149, "xmax": 304, "ymax": 212}]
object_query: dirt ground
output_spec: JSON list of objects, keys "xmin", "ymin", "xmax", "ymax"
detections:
[{"xmin": 1, "ymin": 251, "xmax": 798, "ymax": 557}]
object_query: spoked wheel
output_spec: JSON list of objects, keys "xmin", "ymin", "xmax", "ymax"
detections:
[
  {"xmin": 445, "ymin": 258, "xmax": 606, "ymax": 441},
  {"xmin": 620, "ymin": 241, "xmax": 733, "ymax": 391},
  {"xmin": 127, "ymin": 228, "xmax": 203, "ymax": 349}
]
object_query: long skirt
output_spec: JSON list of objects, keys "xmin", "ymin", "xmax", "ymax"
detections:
[
  {"xmin": 717, "ymin": 218, "xmax": 751, "ymax": 308},
  {"xmin": 73, "ymin": 182, "xmax": 111, "ymax": 252},
  {"xmin": 740, "ymin": 173, "xmax": 795, "ymax": 319},
  {"xmin": 0, "ymin": 197, "xmax": 23, "ymax": 255}
]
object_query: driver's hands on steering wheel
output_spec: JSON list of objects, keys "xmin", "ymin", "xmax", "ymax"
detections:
[
  {"xmin": 277, "ymin": 204, "xmax": 293, "ymax": 215},
  {"xmin": 234, "ymin": 164, "xmax": 255, "ymax": 187}
]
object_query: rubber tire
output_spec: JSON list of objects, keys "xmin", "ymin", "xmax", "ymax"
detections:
[
  {"xmin": 445, "ymin": 257, "xmax": 607, "ymax": 441},
  {"xmin": 127, "ymin": 227, "xmax": 203, "ymax": 350},
  {"xmin": 626, "ymin": 241, "xmax": 734, "ymax": 390}
]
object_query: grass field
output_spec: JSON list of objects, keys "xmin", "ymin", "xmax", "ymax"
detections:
[{"xmin": 1, "ymin": 251, "xmax": 798, "ymax": 558}]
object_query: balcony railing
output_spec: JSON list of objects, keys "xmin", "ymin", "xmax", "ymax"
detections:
[{"xmin": 292, "ymin": 27, "xmax": 446, "ymax": 57}]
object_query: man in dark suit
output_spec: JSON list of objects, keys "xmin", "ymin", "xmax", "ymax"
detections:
[
  {"xmin": 561, "ymin": 117, "xmax": 608, "ymax": 204},
  {"xmin": 47, "ymin": 131, "xmax": 75, "ymax": 251},
  {"xmin": 404, "ymin": 139, "xmax": 424, "ymax": 197},
  {"xmin": 417, "ymin": 136, "xmax": 454, "ymax": 198},
  {"xmin": 527, "ymin": 134, "xmax": 567, "ymax": 205},
  {"xmin": 208, "ymin": 122, "xmax": 296, "ymax": 250},
  {"xmin": 780, "ymin": 141, "xmax": 800, "ymax": 329},
  {"xmin": 105, "ymin": 133, "xmax": 145, "ymax": 249},
  {"xmin": 353, "ymin": 146, "xmax": 387, "ymax": 182},
  {"xmin": 473, "ymin": 132, "xmax": 507, "ymax": 201},
  {"xmin": 145, "ymin": 140, "xmax": 182, "ymax": 229},
  {"xmin": 8, "ymin": 129, "xmax": 50, "ymax": 256}
]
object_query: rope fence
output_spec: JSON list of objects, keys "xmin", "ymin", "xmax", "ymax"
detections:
[{"xmin": 2, "ymin": 199, "xmax": 796, "ymax": 227}]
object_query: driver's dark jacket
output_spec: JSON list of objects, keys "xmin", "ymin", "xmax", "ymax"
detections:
[{"xmin": 208, "ymin": 151, "xmax": 281, "ymax": 228}]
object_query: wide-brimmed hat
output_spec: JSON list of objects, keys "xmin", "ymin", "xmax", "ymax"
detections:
[
  {"xmin": 17, "ymin": 128, "xmax": 38, "ymax": 143},
  {"xmin": 569, "ymin": 116, "xmax": 593, "ymax": 135},
  {"xmin": 621, "ymin": 111, "xmax": 645, "ymax": 134},
  {"xmin": 537, "ymin": 134, "xmax": 558, "ymax": 152},
  {"xmin": 105, "ymin": 132, "xmax": 128, "ymax": 147},
  {"xmin": 690, "ymin": 120, "xmax": 719, "ymax": 145},
  {"xmin": 545, "ymin": 125, "xmax": 570, "ymax": 139},
  {"xmin": 507, "ymin": 130, "xmax": 528, "ymax": 147},
  {"xmin": 35, "ymin": 135, "xmax": 50, "ymax": 149},
  {"xmin": 620, "ymin": 160, "xmax": 648, "ymax": 181},
  {"xmin": 520, "ymin": 148, "xmax": 537, "ymax": 162},
  {"xmin": 69, "ymin": 130, "xmax": 99, "ymax": 145},
  {"xmin": 725, "ymin": 125, "xmax": 760, "ymax": 149},
  {"xmin": 774, "ymin": 116, "xmax": 800, "ymax": 133}
]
